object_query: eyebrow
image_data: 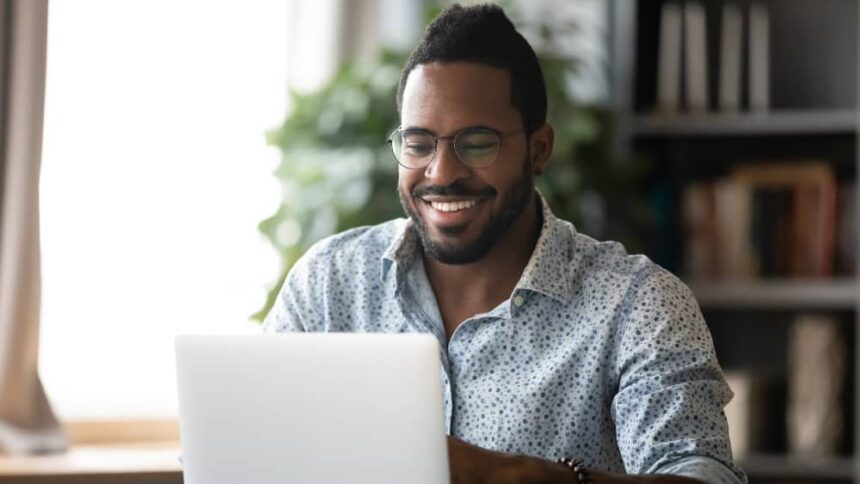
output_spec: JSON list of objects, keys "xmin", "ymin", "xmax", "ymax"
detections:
[{"xmin": 400, "ymin": 125, "xmax": 497, "ymax": 135}]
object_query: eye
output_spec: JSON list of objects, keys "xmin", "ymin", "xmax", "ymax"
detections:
[
  {"xmin": 461, "ymin": 142, "xmax": 495, "ymax": 152},
  {"xmin": 404, "ymin": 142, "xmax": 433, "ymax": 156},
  {"xmin": 458, "ymin": 131, "xmax": 498, "ymax": 158},
  {"xmin": 401, "ymin": 132, "xmax": 434, "ymax": 157}
]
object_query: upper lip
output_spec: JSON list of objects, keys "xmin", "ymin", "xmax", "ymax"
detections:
[{"xmin": 420, "ymin": 195, "xmax": 484, "ymax": 202}]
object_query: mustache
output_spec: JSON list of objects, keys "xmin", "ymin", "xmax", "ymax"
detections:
[{"xmin": 411, "ymin": 182, "xmax": 496, "ymax": 199}]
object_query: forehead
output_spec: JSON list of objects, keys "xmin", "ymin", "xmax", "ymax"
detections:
[{"xmin": 400, "ymin": 62, "xmax": 520, "ymax": 131}]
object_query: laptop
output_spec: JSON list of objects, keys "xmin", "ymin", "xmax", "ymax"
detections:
[{"xmin": 175, "ymin": 333, "xmax": 450, "ymax": 484}]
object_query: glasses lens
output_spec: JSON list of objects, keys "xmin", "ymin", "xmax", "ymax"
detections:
[
  {"xmin": 392, "ymin": 130, "xmax": 435, "ymax": 168},
  {"xmin": 456, "ymin": 129, "xmax": 500, "ymax": 167}
]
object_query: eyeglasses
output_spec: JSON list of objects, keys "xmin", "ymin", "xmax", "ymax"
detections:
[{"xmin": 387, "ymin": 126, "xmax": 526, "ymax": 169}]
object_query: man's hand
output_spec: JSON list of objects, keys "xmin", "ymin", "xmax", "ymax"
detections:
[
  {"xmin": 447, "ymin": 436, "xmax": 577, "ymax": 484},
  {"xmin": 447, "ymin": 436, "xmax": 705, "ymax": 484}
]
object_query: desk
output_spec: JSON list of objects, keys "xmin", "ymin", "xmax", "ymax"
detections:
[{"xmin": 0, "ymin": 442, "xmax": 182, "ymax": 483}]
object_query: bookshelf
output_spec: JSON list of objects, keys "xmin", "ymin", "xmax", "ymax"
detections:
[
  {"xmin": 632, "ymin": 110, "xmax": 858, "ymax": 137},
  {"xmin": 689, "ymin": 278, "xmax": 859, "ymax": 310},
  {"xmin": 608, "ymin": 0, "xmax": 860, "ymax": 483},
  {"xmin": 739, "ymin": 454, "xmax": 856, "ymax": 480}
]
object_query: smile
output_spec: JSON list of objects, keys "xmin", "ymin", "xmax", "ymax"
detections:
[{"xmin": 425, "ymin": 199, "xmax": 478, "ymax": 212}]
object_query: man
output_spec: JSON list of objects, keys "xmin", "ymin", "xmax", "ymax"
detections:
[{"xmin": 264, "ymin": 4, "xmax": 746, "ymax": 483}]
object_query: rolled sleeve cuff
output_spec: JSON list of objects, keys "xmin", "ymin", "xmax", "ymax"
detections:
[{"xmin": 654, "ymin": 456, "xmax": 747, "ymax": 484}]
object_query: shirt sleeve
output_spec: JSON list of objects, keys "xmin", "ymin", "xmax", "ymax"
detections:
[
  {"xmin": 611, "ymin": 269, "xmax": 747, "ymax": 484},
  {"xmin": 654, "ymin": 456, "xmax": 745, "ymax": 484},
  {"xmin": 261, "ymin": 244, "xmax": 325, "ymax": 333}
]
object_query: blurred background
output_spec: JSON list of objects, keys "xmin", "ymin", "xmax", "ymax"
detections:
[
  {"xmin": 0, "ymin": 1, "xmax": 857, "ymax": 484},
  {"xmin": 36, "ymin": 0, "xmax": 616, "ymax": 423}
]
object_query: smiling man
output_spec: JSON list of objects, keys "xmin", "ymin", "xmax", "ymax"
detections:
[{"xmin": 264, "ymin": 4, "xmax": 746, "ymax": 484}]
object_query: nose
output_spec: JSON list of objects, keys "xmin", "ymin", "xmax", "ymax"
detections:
[{"xmin": 424, "ymin": 139, "xmax": 471, "ymax": 185}]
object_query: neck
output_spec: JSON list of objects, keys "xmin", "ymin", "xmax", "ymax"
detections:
[{"xmin": 423, "ymin": 193, "xmax": 543, "ymax": 304}]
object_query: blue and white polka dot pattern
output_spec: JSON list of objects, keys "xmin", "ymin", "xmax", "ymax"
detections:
[{"xmin": 263, "ymin": 195, "xmax": 747, "ymax": 484}]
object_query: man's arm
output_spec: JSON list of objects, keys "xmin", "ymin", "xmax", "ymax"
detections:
[
  {"xmin": 447, "ymin": 271, "xmax": 745, "ymax": 484},
  {"xmin": 448, "ymin": 437, "xmax": 702, "ymax": 484},
  {"xmin": 262, "ymin": 240, "xmax": 329, "ymax": 333},
  {"xmin": 609, "ymin": 271, "xmax": 744, "ymax": 483}
]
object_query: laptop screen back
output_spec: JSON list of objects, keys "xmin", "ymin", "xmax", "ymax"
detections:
[{"xmin": 176, "ymin": 333, "xmax": 450, "ymax": 484}]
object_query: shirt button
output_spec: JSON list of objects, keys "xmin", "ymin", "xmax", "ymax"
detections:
[{"xmin": 513, "ymin": 295, "xmax": 525, "ymax": 307}]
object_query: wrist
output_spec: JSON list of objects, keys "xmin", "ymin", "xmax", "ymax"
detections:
[
  {"xmin": 503, "ymin": 454, "xmax": 581, "ymax": 484},
  {"xmin": 557, "ymin": 457, "xmax": 592, "ymax": 483}
]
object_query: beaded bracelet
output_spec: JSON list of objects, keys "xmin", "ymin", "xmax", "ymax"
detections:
[{"xmin": 556, "ymin": 457, "xmax": 592, "ymax": 483}]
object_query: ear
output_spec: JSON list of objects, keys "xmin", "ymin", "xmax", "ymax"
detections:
[{"xmin": 528, "ymin": 124, "xmax": 554, "ymax": 176}]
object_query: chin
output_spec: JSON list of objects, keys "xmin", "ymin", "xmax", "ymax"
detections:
[{"xmin": 422, "ymin": 226, "xmax": 495, "ymax": 265}]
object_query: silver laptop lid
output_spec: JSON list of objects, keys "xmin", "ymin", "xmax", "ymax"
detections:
[{"xmin": 176, "ymin": 333, "xmax": 450, "ymax": 484}]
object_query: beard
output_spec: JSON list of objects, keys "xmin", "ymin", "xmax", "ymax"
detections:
[{"xmin": 398, "ymin": 157, "xmax": 534, "ymax": 265}]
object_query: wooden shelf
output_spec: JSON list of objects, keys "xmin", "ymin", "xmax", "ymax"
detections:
[
  {"xmin": 687, "ymin": 278, "xmax": 859, "ymax": 310},
  {"xmin": 0, "ymin": 442, "xmax": 182, "ymax": 480},
  {"xmin": 739, "ymin": 453, "xmax": 856, "ymax": 480},
  {"xmin": 631, "ymin": 110, "xmax": 858, "ymax": 137}
]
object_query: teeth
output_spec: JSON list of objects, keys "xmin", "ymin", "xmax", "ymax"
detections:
[{"xmin": 428, "ymin": 199, "xmax": 478, "ymax": 212}]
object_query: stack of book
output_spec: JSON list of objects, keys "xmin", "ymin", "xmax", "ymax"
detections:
[
  {"xmin": 658, "ymin": 0, "xmax": 769, "ymax": 113},
  {"xmin": 681, "ymin": 161, "xmax": 855, "ymax": 280}
]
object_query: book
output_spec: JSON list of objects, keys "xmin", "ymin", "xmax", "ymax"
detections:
[
  {"xmin": 835, "ymin": 183, "xmax": 857, "ymax": 275},
  {"xmin": 718, "ymin": 2, "xmax": 743, "ymax": 112},
  {"xmin": 814, "ymin": 175, "xmax": 838, "ymax": 277},
  {"xmin": 731, "ymin": 162, "xmax": 837, "ymax": 277},
  {"xmin": 751, "ymin": 187, "xmax": 793, "ymax": 276},
  {"xmin": 683, "ymin": 1, "xmax": 709, "ymax": 112},
  {"xmin": 682, "ymin": 182, "xmax": 717, "ymax": 278},
  {"xmin": 787, "ymin": 314, "xmax": 846, "ymax": 456},
  {"xmin": 748, "ymin": 2, "xmax": 770, "ymax": 111},
  {"xmin": 724, "ymin": 371, "xmax": 768, "ymax": 459},
  {"xmin": 714, "ymin": 178, "xmax": 753, "ymax": 278},
  {"xmin": 681, "ymin": 162, "xmax": 839, "ymax": 280},
  {"xmin": 657, "ymin": 2, "xmax": 683, "ymax": 113},
  {"xmin": 792, "ymin": 184, "xmax": 818, "ymax": 277}
]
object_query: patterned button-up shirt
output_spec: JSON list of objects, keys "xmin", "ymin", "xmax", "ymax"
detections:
[{"xmin": 263, "ymin": 196, "xmax": 746, "ymax": 484}]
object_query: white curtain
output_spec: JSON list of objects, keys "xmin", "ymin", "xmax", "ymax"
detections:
[{"xmin": 0, "ymin": 0, "xmax": 67, "ymax": 455}]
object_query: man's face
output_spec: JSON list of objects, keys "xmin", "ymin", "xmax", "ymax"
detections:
[{"xmin": 397, "ymin": 62, "xmax": 534, "ymax": 264}]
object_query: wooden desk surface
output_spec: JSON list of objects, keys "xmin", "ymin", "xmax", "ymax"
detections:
[{"xmin": 0, "ymin": 442, "xmax": 183, "ymax": 484}]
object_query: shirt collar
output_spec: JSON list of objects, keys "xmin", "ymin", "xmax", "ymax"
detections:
[
  {"xmin": 380, "ymin": 192, "xmax": 576, "ymax": 303},
  {"xmin": 515, "ymin": 194, "xmax": 576, "ymax": 303},
  {"xmin": 380, "ymin": 218, "xmax": 419, "ymax": 291}
]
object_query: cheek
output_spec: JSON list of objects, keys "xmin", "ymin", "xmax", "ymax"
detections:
[
  {"xmin": 488, "ymin": 163, "xmax": 528, "ymax": 202},
  {"xmin": 483, "ymin": 163, "xmax": 517, "ymax": 187},
  {"xmin": 398, "ymin": 168, "xmax": 422, "ymax": 195}
]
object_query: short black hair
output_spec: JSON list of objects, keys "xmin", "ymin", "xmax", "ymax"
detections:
[{"xmin": 396, "ymin": 3, "xmax": 547, "ymax": 133}]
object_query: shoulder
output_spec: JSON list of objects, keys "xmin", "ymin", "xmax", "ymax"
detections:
[
  {"xmin": 561, "ymin": 224, "xmax": 699, "ymax": 326},
  {"xmin": 564, "ymin": 225, "xmax": 662, "ymax": 291},
  {"xmin": 293, "ymin": 218, "xmax": 408, "ymax": 273},
  {"xmin": 528, "ymin": 213, "xmax": 670, "ymax": 306},
  {"xmin": 265, "ymin": 218, "xmax": 408, "ymax": 333},
  {"xmin": 572, "ymin": 231, "xmax": 697, "ymax": 323}
]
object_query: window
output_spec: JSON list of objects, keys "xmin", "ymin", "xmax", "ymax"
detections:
[{"xmin": 39, "ymin": 1, "xmax": 293, "ymax": 420}]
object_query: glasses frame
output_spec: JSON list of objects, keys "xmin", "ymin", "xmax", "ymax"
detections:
[{"xmin": 386, "ymin": 126, "xmax": 527, "ymax": 170}]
